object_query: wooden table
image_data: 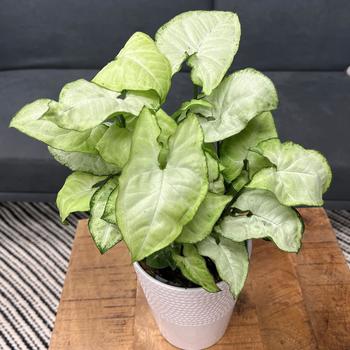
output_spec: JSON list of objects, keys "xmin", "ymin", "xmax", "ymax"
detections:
[{"xmin": 49, "ymin": 208, "xmax": 350, "ymax": 349}]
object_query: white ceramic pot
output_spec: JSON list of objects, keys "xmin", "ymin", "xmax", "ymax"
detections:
[{"xmin": 134, "ymin": 241, "xmax": 252, "ymax": 350}]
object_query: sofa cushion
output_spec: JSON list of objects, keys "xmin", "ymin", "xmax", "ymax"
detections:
[
  {"xmin": 0, "ymin": 0, "xmax": 211, "ymax": 70},
  {"xmin": 0, "ymin": 69, "xmax": 97, "ymax": 194},
  {"xmin": 215, "ymin": 0, "xmax": 350, "ymax": 70},
  {"xmin": 0, "ymin": 69, "xmax": 349, "ymax": 204}
]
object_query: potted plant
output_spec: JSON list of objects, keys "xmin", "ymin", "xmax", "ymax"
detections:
[{"xmin": 10, "ymin": 10, "xmax": 331, "ymax": 350}]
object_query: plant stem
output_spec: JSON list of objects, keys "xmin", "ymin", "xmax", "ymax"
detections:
[{"xmin": 193, "ymin": 84, "xmax": 199, "ymax": 99}]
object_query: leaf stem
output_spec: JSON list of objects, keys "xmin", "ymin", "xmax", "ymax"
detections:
[{"xmin": 193, "ymin": 84, "xmax": 199, "ymax": 99}]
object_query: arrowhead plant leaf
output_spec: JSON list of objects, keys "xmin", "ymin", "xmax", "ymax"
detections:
[
  {"xmin": 176, "ymin": 192, "xmax": 232, "ymax": 244},
  {"xmin": 220, "ymin": 112, "xmax": 277, "ymax": 181},
  {"xmin": 156, "ymin": 11, "xmax": 241, "ymax": 95},
  {"xmin": 246, "ymin": 149, "xmax": 273, "ymax": 179},
  {"xmin": 117, "ymin": 109, "xmax": 208, "ymax": 261},
  {"xmin": 231, "ymin": 170, "xmax": 250, "ymax": 193},
  {"xmin": 217, "ymin": 189, "xmax": 304, "ymax": 252},
  {"xmin": 247, "ymin": 139, "xmax": 332, "ymax": 206},
  {"xmin": 101, "ymin": 186, "xmax": 119, "ymax": 225},
  {"xmin": 88, "ymin": 177, "xmax": 122, "ymax": 253},
  {"xmin": 209, "ymin": 174, "xmax": 226, "ymax": 195},
  {"xmin": 172, "ymin": 99, "xmax": 212, "ymax": 122},
  {"xmin": 42, "ymin": 79, "xmax": 154, "ymax": 131},
  {"xmin": 204, "ymin": 148, "xmax": 226, "ymax": 194},
  {"xmin": 172, "ymin": 244, "xmax": 219, "ymax": 292},
  {"xmin": 56, "ymin": 172, "xmax": 107, "ymax": 222},
  {"xmin": 205, "ymin": 151, "xmax": 221, "ymax": 183},
  {"xmin": 96, "ymin": 122, "xmax": 133, "ymax": 169},
  {"xmin": 191, "ymin": 69, "xmax": 278, "ymax": 142},
  {"xmin": 155, "ymin": 109, "xmax": 178, "ymax": 167},
  {"xmin": 48, "ymin": 147, "xmax": 120, "ymax": 176},
  {"xmin": 10, "ymin": 99, "xmax": 107, "ymax": 154},
  {"xmin": 93, "ymin": 32, "xmax": 171, "ymax": 104},
  {"xmin": 197, "ymin": 236, "xmax": 249, "ymax": 298}
]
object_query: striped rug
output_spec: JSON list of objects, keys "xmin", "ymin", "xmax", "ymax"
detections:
[
  {"xmin": 0, "ymin": 202, "xmax": 86, "ymax": 350},
  {"xmin": 326, "ymin": 209, "xmax": 350, "ymax": 264},
  {"xmin": 0, "ymin": 203, "xmax": 348, "ymax": 349}
]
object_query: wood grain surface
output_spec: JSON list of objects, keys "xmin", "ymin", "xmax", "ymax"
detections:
[{"xmin": 50, "ymin": 208, "xmax": 350, "ymax": 349}]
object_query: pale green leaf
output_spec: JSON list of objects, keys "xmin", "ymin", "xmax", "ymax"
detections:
[
  {"xmin": 247, "ymin": 139, "xmax": 332, "ymax": 206},
  {"xmin": 117, "ymin": 109, "xmax": 208, "ymax": 261},
  {"xmin": 202, "ymin": 143, "xmax": 217, "ymax": 159},
  {"xmin": 155, "ymin": 109, "xmax": 177, "ymax": 168},
  {"xmin": 155, "ymin": 109, "xmax": 177, "ymax": 144},
  {"xmin": 10, "ymin": 99, "xmax": 106, "ymax": 153},
  {"xmin": 173, "ymin": 244, "xmax": 219, "ymax": 292},
  {"xmin": 217, "ymin": 189, "xmax": 304, "ymax": 252},
  {"xmin": 93, "ymin": 32, "xmax": 171, "ymax": 103},
  {"xmin": 88, "ymin": 177, "xmax": 122, "ymax": 253},
  {"xmin": 172, "ymin": 99, "xmax": 212, "ymax": 121},
  {"xmin": 209, "ymin": 174, "xmax": 226, "ymax": 195},
  {"xmin": 246, "ymin": 150, "xmax": 273, "ymax": 179},
  {"xmin": 102, "ymin": 186, "xmax": 118, "ymax": 225},
  {"xmin": 56, "ymin": 172, "xmax": 107, "ymax": 221},
  {"xmin": 220, "ymin": 112, "xmax": 277, "ymax": 181},
  {"xmin": 205, "ymin": 151, "xmax": 220, "ymax": 183},
  {"xmin": 231, "ymin": 170, "xmax": 249, "ymax": 193},
  {"xmin": 43, "ymin": 80, "xmax": 154, "ymax": 131},
  {"xmin": 96, "ymin": 122, "xmax": 132, "ymax": 168},
  {"xmin": 156, "ymin": 11, "xmax": 241, "ymax": 95},
  {"xmin": 176, "ymin": 192, "xmax": 232, "ymax": 244},
  {"xmin": 191, "ymin": 69, "xmax": 278, "ymax": 142},
  {"xmin": 48, "ymin": 146, "xmax": 120, "ymax": 176},
  {"xmin": 197, "ymin": 236, "xmax": 249, "ymax": 298},
  {"xmin": 204, "ymin": 149, "xmax": 226, "ymax": 194}
]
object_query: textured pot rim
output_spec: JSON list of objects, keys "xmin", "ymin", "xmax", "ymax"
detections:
[{"xmin": 134, "ymin": 261, "xmax": 227, "ymax": 293}]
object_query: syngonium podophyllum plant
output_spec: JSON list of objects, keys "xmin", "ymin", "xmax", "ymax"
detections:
[{"xmin": 10, "ymin": 11, "xmax": 332, "ymax": 297}]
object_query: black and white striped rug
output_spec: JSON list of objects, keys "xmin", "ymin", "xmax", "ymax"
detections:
[
  {"xmin": 0, "ymin": 202, "xmax": 349, "ymax": 349},
  {"xmin": 0, "ymin": 202, "xmax": 86, "ymax": 350}
]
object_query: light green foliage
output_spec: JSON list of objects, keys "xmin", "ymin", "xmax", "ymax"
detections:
[
  {"xmin": 173, "ymin": 244, "xmax": 219, "ymax": 292},
  {"xmin": 191, "ymin": 69, "xmax": 278, "ymax": 142},
  {"xmin": 96, "ymin": 122, "xmax": 133, "ymax": 168},
  {"xmin": 217, "ymin": 189, "xmax": 304, "ymax": 252},
  {"xmin": 206, "ymin": 151, "xmax": 220, "ymax": 183},
  {"xmin": 176, "ymin": 192, "xmax": 232, "ymax": 244},
  {"xmin": 102, "ymin": 186, "xmax": 119, "ymax": 225},
  {"xmin": 88, "ymin": 177, "xmax": 122, "ymax": 253},
  {"xmin": 246, "ymin": 149, "xmax": 273, "ymax": 179},
  {"xmin": 231, "ymin": 170, "xmax": 250, "ymax": 193},
  {"xmin": 117, "ymin": 109, "xmax": 208, "ymax": 261},
  {"xmin": 204, "ymin": 147, "xmax": 226, "ymax": 194},
  {"xmin": 56, "ymin": 172, "xmax": 107, "ymax": 221},
  {"xmin": 10, "ymin": 99, "xmax": 106, "ymax": 154},
  {"xmin": 93, "ymin": 32, "xmax": 171, "ymax": 103},
  {"xmin": 247, "ymin": 139, "xmax": 332, "ymax": 206},
  {"xmin": 10, "ymin": 10, "xmax": 332, "ymax": 297},
  {"xmin": 220, "ymin": 112, "xmax": 277, "ymax": 181},
  {"xmin": 172, "ymin": 99, "xmax": 212, "ymax": 121},
  {"xmin": 197, "ymin": 236, "xmax": 249, "ymax": 297},
  {"xmin": 42, "ymin": 80, "xmax": 153, "ymax": 131},
  {"xmin": 155, "ymin": 109, "xmax": 177, "ymax": 167},
  {"xmin": 48, "ymin": 146, "xmax": 120, "ymax": 176},
  {"xmin": 156, "ymin": 11, "xmax": 241, "ymax": 95},
  {"xmin": 209, "ymin": 174, "xmax": 226, "ymax": 195}
]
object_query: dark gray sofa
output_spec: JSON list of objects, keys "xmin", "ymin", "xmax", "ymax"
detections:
[{"xmin": 1, "ymin": 0, "xmax": 349, "ymax": 207}]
